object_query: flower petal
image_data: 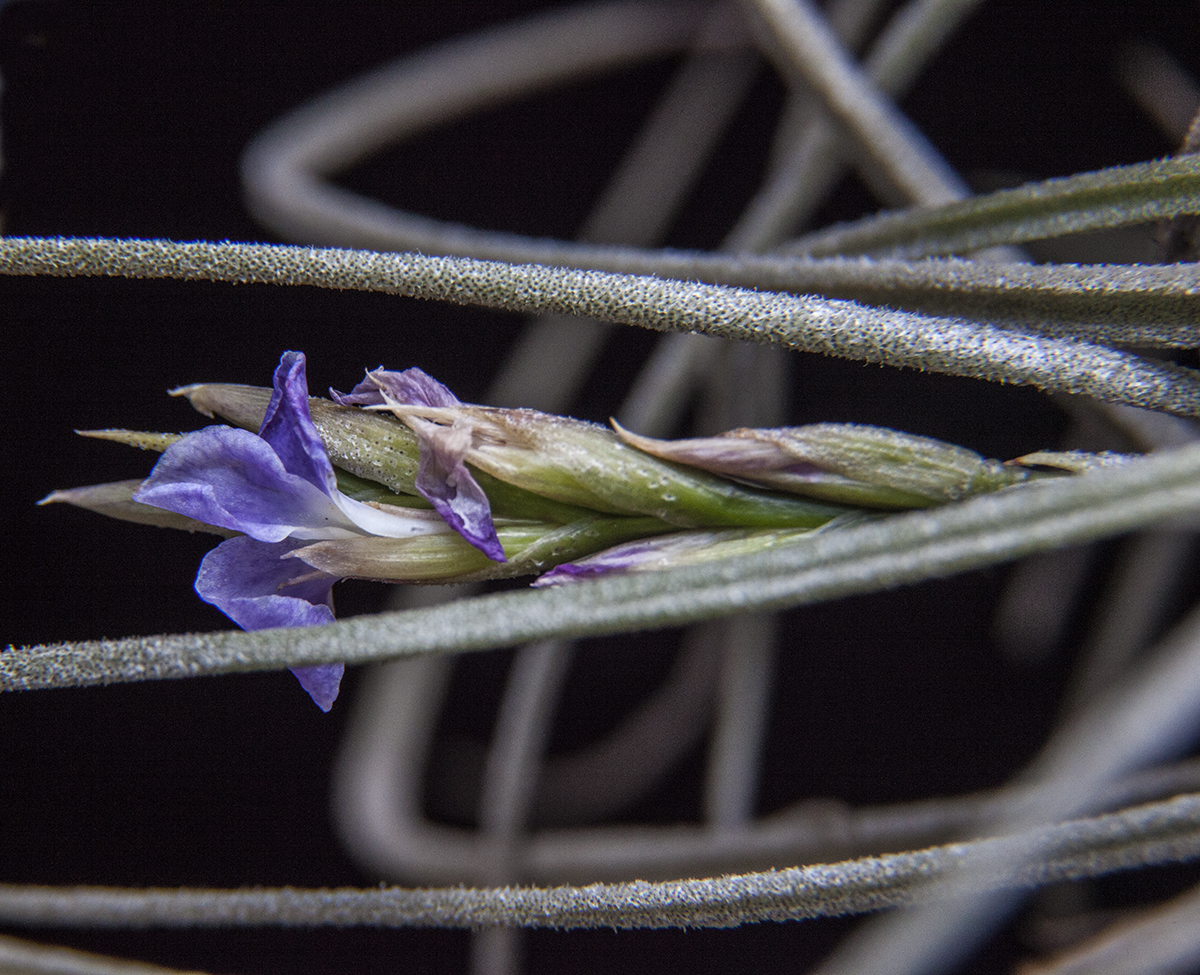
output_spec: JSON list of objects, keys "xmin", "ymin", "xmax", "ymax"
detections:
[
  {"xmin": 532, "ymin": 527, "xmax": 826, "ymax": 586},
  {"xmin": 331, "ymin": 365, "xmax": 462, "ymax": 409},
  {"xmin": 194, "ymin": 536, "xmax": 344, "ymax": 711},
  {"xmin": 259, "ymin": 351, "xmax": 338, "ymax": 496},
  {"xmin": 412, "ymin": 419, "xmax": 506, "ymax": 561},
  {"xmin": 335, "ymin": 366, "xmax": 504, "ymax": 561},
  {"xmin": 532, "ymin": 535, "xmax": 695, "ymax": 586},
  {"xmin": 138, "ymin": 352, "xmax": 444, "ymax": 542},
  {"xmin": 337, "ymin": 494, "xmax": 455, "ymax": 538},
  {"xmin": 134, "ymin": 425, "xmax": 357, "ymax": 541},
  {"xmin": 328, "ymin": 378, "xmax": 385, "ymax": 408},
  {"xmin": 289, "ymin": 664, "xmax": 345, "ymax": 713},
  {"xmin": 364, "ymin": 366, "xmax": 463, "ymax": 409},
  {"xmin": 195, "ymin": 535, "xmax": 338, "ymax": 628}
]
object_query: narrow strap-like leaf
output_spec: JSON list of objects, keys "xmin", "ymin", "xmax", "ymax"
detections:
[
  {"xmin": 1, "ymin": 238, "xmax": 1197, "ymax": 415},
  {"xmin": 787, "ymin": 154, "xmax": 1200, "ymax": 257},
  {"xmin": 712, "ymin": 257, "xmax": 1200, "ymax": 348},
  {"xmin": 0, "ymin": 794, "xmax": 1195, "ymax": 928}
]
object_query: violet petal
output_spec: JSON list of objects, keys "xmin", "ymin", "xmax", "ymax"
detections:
[
  {"xmin": 414, "ymin": 426, "xmax": 506, "ymax": 562},
  {"xmin": 288, "ymin": 664, "xmax": 345, "ymax": 713},
  {"xmin": 329, "ymin": 375, "xmax": 386, "ymax": 407},
  {"xmin": 532, "ymin": 562, "xmax": 611, "ymax": 586},
  {"xmin": 195, "ymin": 535, "xmax": 337, "ymax": 629},
  {"xmin": 532, "ymin": 536, "xmax": 677, "ymax": 587},
  {"xmin": 338, "ymin": 364, "xmax": 503, "ymax": 561},
  {"xmin": 365, "ymin": 366, "xmax": 463, "ymax": 408},
  {"xmin": 378, "ymin": 368, "xmax": 503, "ymax": 559},
  {"xmin": 134, "ymin": 425, "xmax": 349, "ymax": 542},
  {"xmin": 332, "ymin": 365, "xmax": 462, "ymax": 409},
  {"xmin": 258, "ymin": 351, "xmax": 337, "ymax": 495},
  {"xmin": 195, "ymin": 536, "xmax": 344, "ymax": 710}
]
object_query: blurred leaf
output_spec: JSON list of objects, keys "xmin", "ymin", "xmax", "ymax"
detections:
[{"xmin": 789, "ymin": 154, "xmax": 1200, "ymax": 257}]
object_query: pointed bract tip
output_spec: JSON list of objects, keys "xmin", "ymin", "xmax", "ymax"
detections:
[
  {"xmin": 76, "ymin": 429, "xmax": 184, "ymax": 452},
  {"xmin": 168, "ymin": 383, "xmax": 275, "ymax": 432},
  {"xmin": 169, "ymin": 384, "xmax": 215, "ymax": 416}
]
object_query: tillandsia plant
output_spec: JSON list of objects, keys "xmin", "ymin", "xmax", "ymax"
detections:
[
  {"xmin": 8, "ymin": 3, "xmax": 1200, "ymax": 972},
  {"xmin": 43, "ymin": 349, "xmax": 1109, "ymax": 709}
]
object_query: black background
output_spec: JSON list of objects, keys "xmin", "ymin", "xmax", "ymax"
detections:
[{"xmin": 1, "ymin": 2, "xmax": 1198, "ymax": 973}]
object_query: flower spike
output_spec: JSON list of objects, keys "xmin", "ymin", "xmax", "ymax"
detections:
[{"xmin": 45, "ymin": 350, "xmax": 1109, "ymax": 709}]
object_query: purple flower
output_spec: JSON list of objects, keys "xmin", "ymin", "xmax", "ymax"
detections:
[
  {"xmin": 531, "ymin": 530, "xmax": 770, "ymax": 587},
  {"xmin": 134, "ymin": 352, "xmax": 451, "ymax": 710},
  {"xmin": 531, "ymin": 536, "xmax": 682, "ymax": 586},
  {"xmin": 532, "ymin": 523, "xmax": 845, "ymax": 588},
  {"xmin": 333, "ymin": 367, "xmax": 505, "ymax": 562}
]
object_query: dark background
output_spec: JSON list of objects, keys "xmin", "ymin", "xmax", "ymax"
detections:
[{"xmin": 1, "ymin": 1, "xmax": 1198, "ymax": 972}]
